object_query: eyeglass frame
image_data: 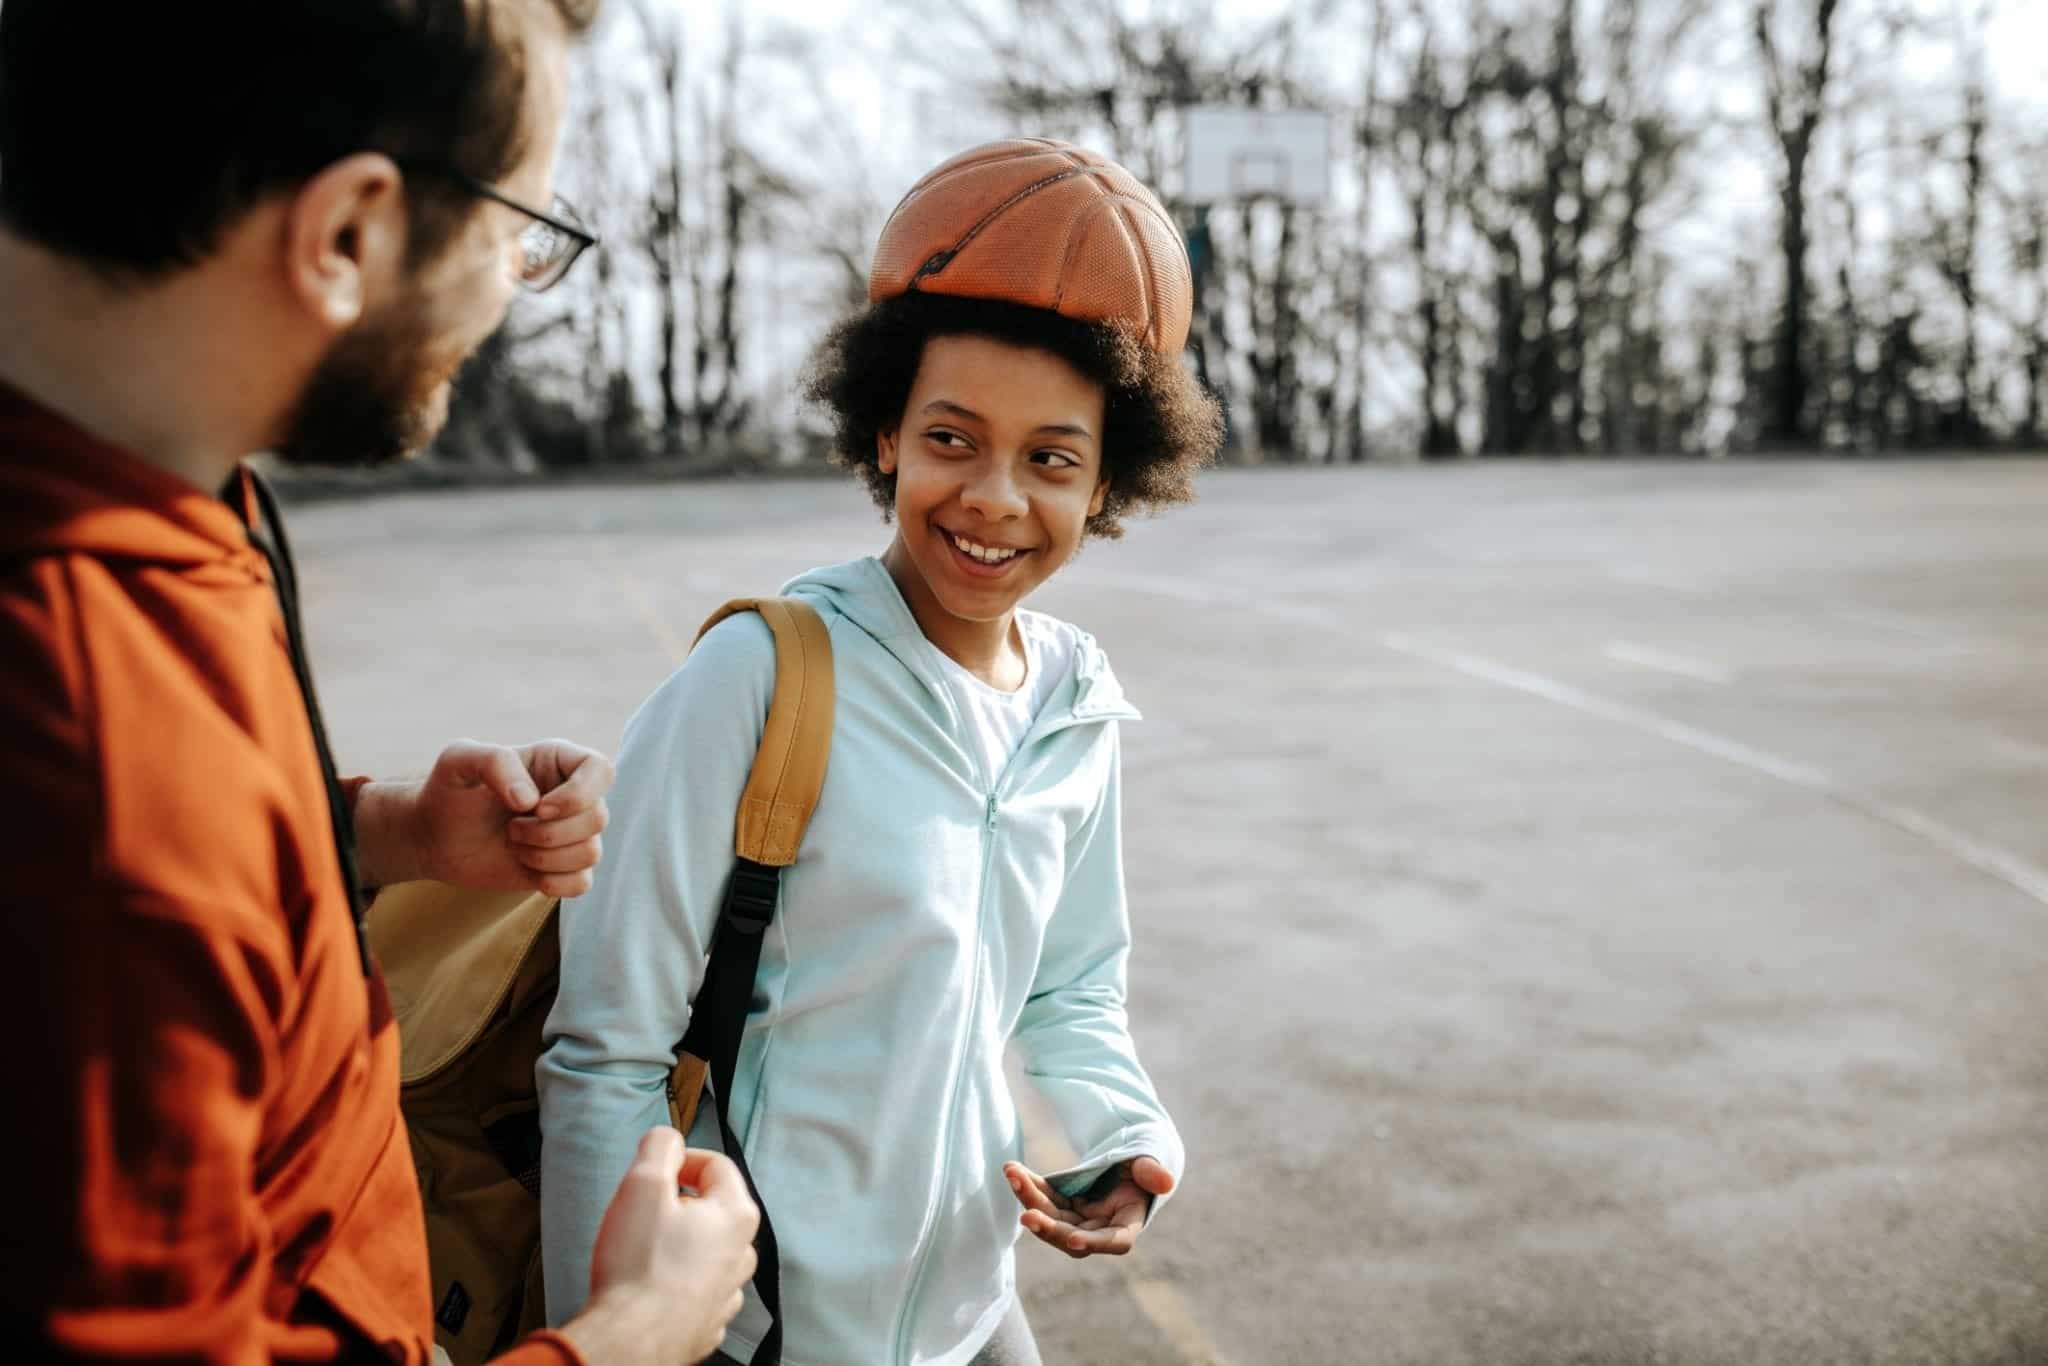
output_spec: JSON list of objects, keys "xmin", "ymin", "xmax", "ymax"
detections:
[{"xmin": 392, "ymin": 158, "xmax": 598, "ymax": 293}]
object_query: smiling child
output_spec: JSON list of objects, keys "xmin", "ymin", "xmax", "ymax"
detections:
[{"xmin": 536, "ymin": 139, "xmax": 1224, "ymax": 1366}]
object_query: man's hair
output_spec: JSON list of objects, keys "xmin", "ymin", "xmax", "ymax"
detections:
[
  {"xmin": 0, "ymin": 0, "xmax": 598, "ymax": 276},
  {"xmin": 803, "ymin": 293, "xmax": 1225, "ymax": 541}
]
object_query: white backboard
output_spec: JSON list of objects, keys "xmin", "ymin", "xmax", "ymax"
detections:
[{"xmin": 1182, "ymin": 105, "xmax": 1333, "ymax": 206}]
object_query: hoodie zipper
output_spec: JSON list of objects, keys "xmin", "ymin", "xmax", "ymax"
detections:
[
  {"xmin": 889, "ymin": 787, "xmax": 1003, "ymax": 1364},
  {"xmin": 889, "ymin": 702, "xmax": 1135, "ymax": 1363}
]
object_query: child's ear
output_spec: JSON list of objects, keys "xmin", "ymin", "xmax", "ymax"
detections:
[
  {"xmin": 1088, "ymin": 477, "xmax": 1108, "ymax": 518},
  {"xmin": 877, "ymin": 427, "xmax": 899, "ymax": 476}
]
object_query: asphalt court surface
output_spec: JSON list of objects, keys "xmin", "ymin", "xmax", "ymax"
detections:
[{"xmin": 294, "ymin": 460, "xmax": 2048, "ymax": 1365}]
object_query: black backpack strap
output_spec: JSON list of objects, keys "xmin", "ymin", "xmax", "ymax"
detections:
[
  {"xmin": 240, "ymin": 465, "xmax": 371, "ymax": 974},
  {"xmin": 678, "ymin": 858, "xmax": 787, "ymax": 1365}
]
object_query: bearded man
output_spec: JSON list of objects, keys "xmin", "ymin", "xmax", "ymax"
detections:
[{"xmin": 0, "ymin": 3, "xmax": 758, "ymax": 1362}]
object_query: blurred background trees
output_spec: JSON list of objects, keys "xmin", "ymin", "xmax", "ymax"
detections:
[{"xmin": 438, "ymin": 0, "xmax": 2048, "ymax": 470}]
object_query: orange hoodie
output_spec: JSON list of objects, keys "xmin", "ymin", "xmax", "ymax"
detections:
[{"xmin": 0, "ymin": 381, "xmax": 580, "ymax": 1366}]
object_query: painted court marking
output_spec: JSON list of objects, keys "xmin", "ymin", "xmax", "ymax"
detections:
[
  {"xmin": 1380, "ymin": 632, "xmax": 2048, "ymax": 910},
  {"xmin": 1602, "ymin": 641, "xmax": 1735, "ymax": 685},
  {"xmin": 1076, "ymin": 570, "xmax": 2048, "ymax": 912}
]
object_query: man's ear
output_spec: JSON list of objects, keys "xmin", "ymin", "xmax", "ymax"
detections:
[
  {"xmin": 1088, "ymin": 476, "xmax": 1108, "ymax": 518},
  {"xmin": 877, "ymin": 427, "xmax": 900, "ymax": 476},
  {"xmin": 283, "ymin": 153, "xmax": 408, "ymax": 333}
]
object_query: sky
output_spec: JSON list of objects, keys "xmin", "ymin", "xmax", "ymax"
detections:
[
  {"xmin": 1981, "ymin": 5, "xmax": 2048, "ymax": 107},
  {"xmin": 720, "ymin": 0, "xmax": 2048, "ymax": 224},
  {"xmin": 577, "ymin": 0, "xmax": 2048, "ymax": 432},
  {"xmin": 742, "ymin": 0, "xmax": 2048, "ymax": 107}
]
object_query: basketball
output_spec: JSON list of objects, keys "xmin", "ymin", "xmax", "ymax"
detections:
[{"xmin": 868, "ymin": 138, "xmax": 1193, "ymax": 355}]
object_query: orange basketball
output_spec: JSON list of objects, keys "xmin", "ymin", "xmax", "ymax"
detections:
[{"xmin": 868, "ymin": 138, "xmax": 1193, "ymax": 354}]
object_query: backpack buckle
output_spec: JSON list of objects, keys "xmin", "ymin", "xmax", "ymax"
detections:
[{"xmin": 723, "ymin": 858, "xmax": 781, "ymax": 934}]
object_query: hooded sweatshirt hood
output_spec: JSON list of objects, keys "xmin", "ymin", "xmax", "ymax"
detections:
[
  {"xmin": 784, "ymin": 554, "xmax": 1139, "ymax": 737},
  {"xmin": 0, "ymin": 378, "xmax": 257, "ymax": 570}
]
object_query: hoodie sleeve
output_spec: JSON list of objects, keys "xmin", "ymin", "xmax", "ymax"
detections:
[
  {"xmin": 1011, "ymin": 725, "xmax": 1186, "ymax": 1215},
  {"xmin": 536, "ymin": 613, "xmax": 775, "ymax": 1324}
]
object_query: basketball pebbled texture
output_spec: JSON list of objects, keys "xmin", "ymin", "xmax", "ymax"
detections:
[{"xmin": 868, "ymin": 138, "xmax": 1193, "ymax": 354}]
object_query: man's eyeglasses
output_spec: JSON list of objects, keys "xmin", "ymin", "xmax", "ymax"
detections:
[{"xmin": 397, "ymin": 160, "xmax": 598, "ymax": 293}]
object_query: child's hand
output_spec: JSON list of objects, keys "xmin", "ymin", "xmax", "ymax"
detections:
[{"xmin": 1002, "ymin": 1157, "xmax": 1175, "ymax": 1259}]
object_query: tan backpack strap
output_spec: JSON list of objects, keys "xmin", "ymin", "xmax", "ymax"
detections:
[
  {"xmin": 668, "ymin": 595, "xmax": 834, "ymax": 1299},
  {"xmin": 692, "ymin": 597, "xmax": 835, "ymax": 868}
]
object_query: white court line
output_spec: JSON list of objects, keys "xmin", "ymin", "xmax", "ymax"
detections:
[
  {"xmin": 1603, "ymin": 641, "xmax": 1735, "ymax": 685},
  {"xmin": 1381, "ymin": 633, "xmax": 2048, "ymax": 910},
  {"xmin": 1084, "ymin": 572, "xmax": 2048, "ymax": 907}
]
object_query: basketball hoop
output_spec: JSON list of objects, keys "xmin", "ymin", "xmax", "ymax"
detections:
[{"xmin": 1181, "ymin": 105, "xmax": 1332, "ymax": 207}]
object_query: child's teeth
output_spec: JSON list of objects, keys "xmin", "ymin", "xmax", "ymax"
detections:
[{"xmin": 953, "ymin": 533, "xmax": 1015, "ymax": 564}]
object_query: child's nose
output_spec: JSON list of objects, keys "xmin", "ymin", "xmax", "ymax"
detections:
[{"xmin": 961, "ymin": 461, "xmax": 1027, "ymax": 518}]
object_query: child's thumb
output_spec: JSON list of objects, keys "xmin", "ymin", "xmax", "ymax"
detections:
[{"xmin": 1131, "ymin": 1156, "xmax": 1175, "ymax": 1197}]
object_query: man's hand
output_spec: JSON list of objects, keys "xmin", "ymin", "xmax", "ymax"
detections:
[
  {"xmin": 1004, "ymin": 1156, "xmax": 1175, "ymax": 1259},
  {"xmin": 353, "ymin": 739, "xmax": 614, "ymax": 896},
  {"xmin": 559, "ymin": 1127, "xmax": 761, "ymax": 1366}
]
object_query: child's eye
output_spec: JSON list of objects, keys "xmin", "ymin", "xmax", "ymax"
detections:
[
  {"xmin": 925, "ymin": 428, "xmax": 970, "ymax": 451},
  {"xmin": 1032, "ymin": 449, "xmax": 1081, "ymax": 470}
]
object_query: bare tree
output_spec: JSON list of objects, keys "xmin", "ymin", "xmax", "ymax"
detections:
[
  {"xmin": 1338, "ymin": 0, "xmax": 1394, "ymax": 462},
  {"xmin": 1383, "ymin": 2, "xmax": 1476, "ymax": 458},
  {"xmin": 632, "ymin": 0, "xmax": 688, "ymax": 439},
  {"xmin": 564, "ymin": 41, "xmax": 643, "ymax": 462},
  {"xmin": 2000, "ymin": 151, "xmax": 2048, "ymax": 447},
  {"xmin": 1920, "ymin": 1, "xmax": 1993, "ymax": 444},
  {"xmin": 1752, "ymin": 0, "xmax": 1843, "ymax": 447}
]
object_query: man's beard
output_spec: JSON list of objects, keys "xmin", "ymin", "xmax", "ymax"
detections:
[{"xmin": 275, "ymin": 302, "xmax": 465, "ymax": 469}]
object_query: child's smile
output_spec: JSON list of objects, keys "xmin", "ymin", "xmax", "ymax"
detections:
[{"xmin": 940, "ymin": 527, "xmax": 1029, "ymax": 574}]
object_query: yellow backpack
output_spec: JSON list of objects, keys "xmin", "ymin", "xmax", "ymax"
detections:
[{"xmin": 366, "ymin": 597, "xmax": 832, "ymax": 1365}]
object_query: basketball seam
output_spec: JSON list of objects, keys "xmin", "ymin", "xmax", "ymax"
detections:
[
  {"xmin": 1030, "ymin": 146, "xmax": 1117, "ymax": 314},
  {"xmin": 1113, "ymin": 200, "xmax": 1161, "ymax": 348},
  {"xmin": 1052, "ymin": 196, "xmax": 1116, "ymax": 313},
  {"xmin": 873, "ymin": 141, "xmax": 1067, "ymax": 266},
  {"xmin": 882, "ymin": 139, "xmax": 1062, "ymax": 228},
  {"xmin": 958, "ymin": 141, "xmax": 1100, "ymax": 265},
  {"xmin": 910, "ymin": 167, "xmax": 1089, "ymax": 290},
  {"xmin": 1131, "ymin": 192, "xmax": 1191, "ymax": 279}
]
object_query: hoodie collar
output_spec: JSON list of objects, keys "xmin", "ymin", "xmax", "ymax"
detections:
[
  {"xmin": 784, "ymin": 555, "xmax": 1140, "ymax": 727},
  {"xmin": 0, "ymin": 377, "xmax": 257, "ymax": 567}
]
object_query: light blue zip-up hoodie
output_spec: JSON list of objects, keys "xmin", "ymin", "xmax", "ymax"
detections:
[{"xmin": 537, "ymin": 556, "xmax": 1185, "ymax": 1366}]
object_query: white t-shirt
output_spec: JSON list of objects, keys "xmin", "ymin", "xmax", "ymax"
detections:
[{"xmin": 933, "ymin": 609, "xmax": 1076, "ymax": 787}]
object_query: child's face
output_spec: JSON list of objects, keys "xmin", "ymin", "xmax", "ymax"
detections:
[{"xmin": 878, "ymin": 333, "xmax": 1109, "ymax": 628}]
